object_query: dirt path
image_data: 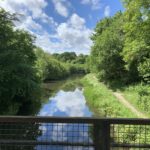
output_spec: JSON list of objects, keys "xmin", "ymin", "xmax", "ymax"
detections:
[{"xmin": 113, "ymin": 92, "xmax": 148, "ymax": 118}]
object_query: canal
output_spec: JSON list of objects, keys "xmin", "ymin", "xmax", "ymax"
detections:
[{"xmin": 39, "ymin": 75, "xmax": 92, "ymax": 117}]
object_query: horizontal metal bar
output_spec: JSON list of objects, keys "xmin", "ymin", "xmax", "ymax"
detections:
[
  {"xmin": 0, "ymin": 140, "xmax": 94, "ymax": 147},
  {"xmin": 0, "ymin": 116, "xmax": 150, "ymax": 125},
  {"xmin": 112, "ymin": 143, "xmax": 150, "ymax": 148}
]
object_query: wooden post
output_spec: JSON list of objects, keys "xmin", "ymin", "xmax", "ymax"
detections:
[{"xmin": 94, "ymin": 121, "xmax": 110, "ymax": 150}]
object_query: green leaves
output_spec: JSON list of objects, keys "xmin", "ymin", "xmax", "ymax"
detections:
[
  {"xmin": 90, "ymin": 0, "xmax": 150, "ymax": 84},
  {"xmin": 90, "ymin": 12, "xmax": 126, "ymax": 82},
  {"xmin": 122, "ymin": 0, "xmax": 150, "ymax": 83},
  {"xmin": 138, "ymin": 58, "xmax": 150, "ymax": 83},
  {"xmin": 0, "ymin": 9, "xmax": 41, "ymax": 115},
  {"xmin": 35, "ymin": 48, "xmax": 69, "ymax": 81}
]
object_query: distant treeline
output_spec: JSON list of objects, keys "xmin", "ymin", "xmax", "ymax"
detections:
[
  {"xmin": 89, "ymin": 0, "xmax": 150, "ymax": 84},
  {"xmin": 35, "ymin": 49, "xmax": 89, "ymax": 81}
]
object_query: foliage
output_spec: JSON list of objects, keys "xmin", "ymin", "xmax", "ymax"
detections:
[
  {"xmin": 53, "ymin": 52, "xmax": 88, "ymax": 66},
  {"xmin": 120, "ymin": 83, "xmax": 150, "ymax": 116},
  {"xmin": 35, "ymin": 48, "xmax": 69, "ymax": 81},
  {"xmin": 0, "ymin": 9, "xmax": 41, "ymax": 115},
  {"xmin": 122, "ymin": 0, "xmax": 150, "ymax": 83},
  {"xmin": 72, "ymin": 54, "xmax": 88, "ymax": 64},
  {"xmin": 138, "ymin": 58, "xmax": 150, "ymax": 83},
  {"xmin": 90, "ymin": 0, "xmax": 150, "ymax": 84},
  {"xmin": 36, "ymin": 50, "xmax": 89, "ymax": 81},
  {"xmin": 90, "ymin": 12, "xmax": 127, "ymax": 82},
  {"xmin": 52, "ymin": 52, "xmax": 77, "ymax": 63},
  {"xmin": 68, "ymin": 63, "xmax": 88, "ymax": 74}
]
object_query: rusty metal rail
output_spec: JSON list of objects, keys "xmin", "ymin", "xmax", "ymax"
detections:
[{"xmin": 0, "ymin": 116, "xmax": 150, "ymax": 150}]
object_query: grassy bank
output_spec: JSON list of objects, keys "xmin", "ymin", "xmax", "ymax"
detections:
[{"xmin": 81, "ymin": 74, "xmax": 136, "ymax": 118}]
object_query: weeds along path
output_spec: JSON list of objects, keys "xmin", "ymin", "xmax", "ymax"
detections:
[{"xmin": 113, "ymin": 92, "xmax": 148, "ymax": 118}]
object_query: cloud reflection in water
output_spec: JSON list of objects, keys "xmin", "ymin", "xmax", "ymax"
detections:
[
  {"xmin": 39, "ymin": 88, "xmax": 92, "ymax": 117},
  {"xmin": 37, "ymin": 88, "xmax": 93, "ymax": 150}
]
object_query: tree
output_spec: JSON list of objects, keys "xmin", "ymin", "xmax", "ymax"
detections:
[
  {"xmin": 122, "ymin": 0, "xmax": 150, "ymax": 83},
  {"xmin": 72, "ymin": 54, "xmax": 88, "ymax": 64},
  {"xmin": 0, "ymin": 9, "xmax": 41, "ymax": 115},
  {"xmin": 35, "ymin": 48, "xmax": 69, "ymax": 81},
  {"xmin": 53, "ymin": 52, "xmax": 77, "ymax": 63},
  {"xmin": 90, "ymin": 12, "xmax": 126, "ymax": 82}
]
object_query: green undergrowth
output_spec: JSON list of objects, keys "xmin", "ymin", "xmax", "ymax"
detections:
[
  {"xmin": 81, "ymin": 74, "xmax": 136, "ymax": 118},
  {"xmin": 118, "ymin": 84, "xmax": 150, "ymax": 117},
  {"xmin": 107, "ymin": 79, "xmax": 150, "ymax": 117}
]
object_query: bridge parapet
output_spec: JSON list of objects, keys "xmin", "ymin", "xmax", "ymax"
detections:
[{"xmin": 0, "ymin": 116, "xmax": 150, "ymax": 150}]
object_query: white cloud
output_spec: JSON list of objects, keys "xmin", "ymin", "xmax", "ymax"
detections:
[
  {"xmin": 56, "ymin": 14, "xmax": 93, "ymax": 54},
  {"xmin": 0, "ymin": 0, "xmax": 56, "ymax": 26},
  {"xmin": 40, "ymin": 13, "xmax": 58, "ymax": 26},
  {"xmin": 35, "ymin": 32, "xmax": 64, "ymax": 54},
  {"xmin": 39, "ymin": 88, "xmax": 92, "ymax": 117},
  {"xmin": 52, "ymin": 0, "xmax": 69, "ymax": 17},
  {"xmin": 0, "ymin": 0, "xmax": 47, "ymax": 17},
  {"xmin": 104, "ymin": 5, "xmax": 111, "ymax": 17},
  {"xmin": 15, "ymin": 16, "xmax": 43, "ymax": 32},
  {"xmin": 69, "ymin": 13, "xmax": 85, "ymax": 29},
  {"xmin": 34, "ymin": 13, "xmax": 92, "ymax": 54},
  {"xmin": 0, "ymin": 1, "xmax": 92, "ymax": 54},
  {"xmin": 81, "ymin": 0, "xmax": 101, "ymax": 10}
]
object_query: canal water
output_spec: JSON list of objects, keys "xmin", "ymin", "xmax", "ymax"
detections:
[
  {"xmin": 38, "ymin": 75, "xmax": 92, "ymax": 117},
  {"xmin": 36, "ymin": 76, "xmax": 94, "ymax": 150},
  {"xmin": 0, "ymin": 76, "xmax": 94, "ymax": 150}
]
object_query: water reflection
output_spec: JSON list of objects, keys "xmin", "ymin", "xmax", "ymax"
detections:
[
  {"xmin": 39, "ymin": 88, "xmax": 92, "ymax": 117},
  {"xmin": 37, "ymin": 123, "xmax": 93, "ymax": 145},
  {"xmin": 36, "ymin": 88, "xmax": 93, "ymax": 150},
  {"xmin": 0, "ymin": 76, "xmax": 94, "ymax": 150}
]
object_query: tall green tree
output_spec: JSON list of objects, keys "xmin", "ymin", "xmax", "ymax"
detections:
[
  {"xmin": 122, "ymin": 0, "xmax": 150, "ymax": 83},
  {"xmin": 0, "ymin": 9, "xmax": 41, "ymax": 115},
  {"xmin": 90, "ymin": 12, "xmax": 126, "ymax": 82}
]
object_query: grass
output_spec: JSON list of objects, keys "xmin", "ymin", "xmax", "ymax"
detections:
[
  {"xmin": 81, "ymin": 74, "xmax": 136, "ymax": 118},
  {"xmin": 117, "ymin": 84, "xmax": 150, "ymax": 117},
  {"xmin": 106, "ymin": 79, "xmax": 150, "ymax": 117}
]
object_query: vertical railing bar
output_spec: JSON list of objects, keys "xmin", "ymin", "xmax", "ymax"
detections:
[
  {"xmin": 105, "ymin": 122, "xmax": 110, "ymax": 150},
  {"xmin": 94, "ymin": 122, "xmax": 101, "ymax": 150},
  {"xmin": 94, "ymin": 121, "xmax": 110, "ymax": 150}
]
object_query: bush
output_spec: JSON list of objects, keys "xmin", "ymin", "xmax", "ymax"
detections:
[
  {"xmin": 138, "ymin": 58, "xmax": 150, "ymax": 83},
  {"xmin": 35, "ymin": 48, "xmax": 69, "ymax": 81},
  {"xmin": 68, "ymin": 64, "xmax": 88, "ymax": 74},
  {"xmin": 137, "ymin": 84, "xmax": 150, "ymax": 111}
]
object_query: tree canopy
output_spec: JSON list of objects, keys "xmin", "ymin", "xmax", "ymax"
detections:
[
  {"xmin": 90, "ymin": 0, "xmax": 150, "ymax": 84},
  {"xmin": 122, "ymin": 0, "xmax": 150, "ymax": 83},
  {"xmin": 0, "ymin": 9, "xmax": 41, "ymax": 115},
  {"xmin": 90, "ymin": 12, "xmax": 126, "ymax": 82}
]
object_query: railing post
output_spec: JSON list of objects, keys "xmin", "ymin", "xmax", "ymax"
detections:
[{"xmin": 94, "ymin": 121, "xmax": 110, "ymax": 150}]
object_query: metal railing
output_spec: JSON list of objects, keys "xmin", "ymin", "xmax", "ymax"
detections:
[{"xmin": 0, "ymin": 116, "xmax": 150, "ymax": 150}]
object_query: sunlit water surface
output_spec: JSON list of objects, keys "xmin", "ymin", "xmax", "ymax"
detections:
[
  {"xmin": 36, "ymin": 77, "xmax": 94, "ymax": 150},
  {"xmin": 39, "ymin": 88, "xmax": 92, "ymax": 117}
]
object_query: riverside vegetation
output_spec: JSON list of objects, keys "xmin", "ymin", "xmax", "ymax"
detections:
[
  {"xmin": 0, "ymin": 9, "xmax": 88, "ymax": 115},
  {"xmin": 87, "ymin": 0, "xmax": 150, "ymax": 117},
  {"xmin": 0, "ymin": 0, "xmax": 150, "ymax": 117}
]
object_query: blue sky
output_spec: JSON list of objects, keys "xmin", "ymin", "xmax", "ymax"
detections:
[{"xmin": 0, "ymin": 0, "xmax": 124, "ymax": 54}]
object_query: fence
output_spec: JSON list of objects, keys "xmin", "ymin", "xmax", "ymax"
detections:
[{"xmin": 0, "ymin": 116, "xmax": 150, "ymax": 150}]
